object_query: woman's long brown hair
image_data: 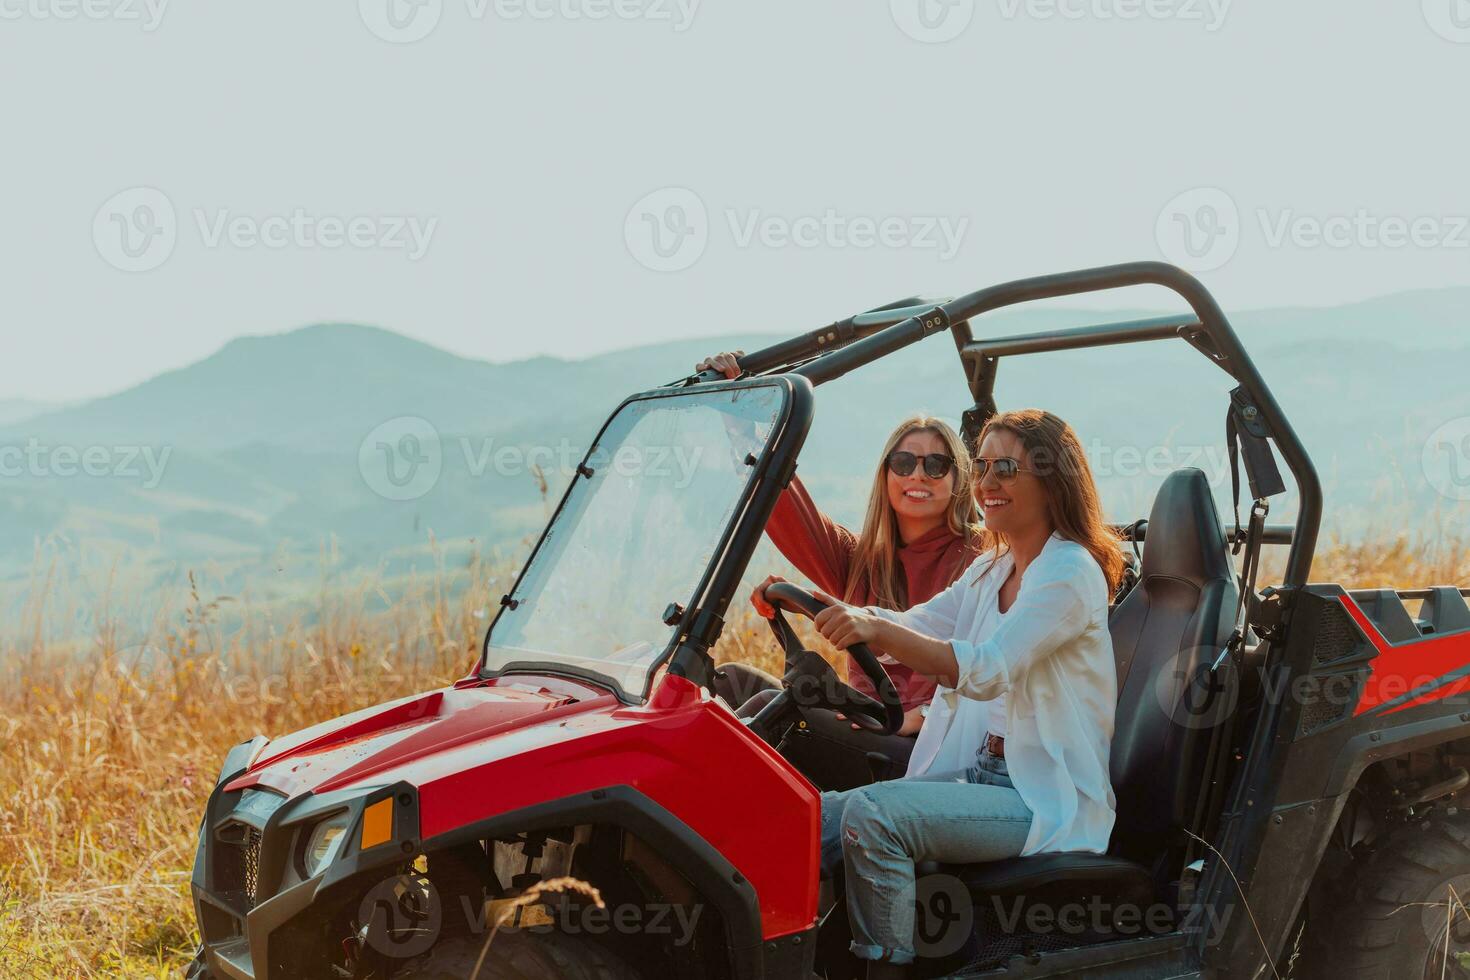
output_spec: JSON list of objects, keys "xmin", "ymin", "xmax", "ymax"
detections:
[
  {"xmin": 845, "ymin": 416, "xmax": 981, "ymax": 609},
  {"xmin": 974, "ymin": 409, "xmax": 1125, "ymax": 593}
]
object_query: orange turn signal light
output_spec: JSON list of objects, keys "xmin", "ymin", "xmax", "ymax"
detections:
[{"xmin": 360, "ymin": 798, "xmax": 394, "ymax": 851}]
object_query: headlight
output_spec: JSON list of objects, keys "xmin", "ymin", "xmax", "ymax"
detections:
[{"xmin": 302, "ymin": 812, "xmax": 352, "ymax": 878}]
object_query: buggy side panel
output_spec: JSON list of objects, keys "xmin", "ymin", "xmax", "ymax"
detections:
[
  {"xmin": 1347, "ymin": 593, "xmax": 1470, "ymax": 717},
  {"xmin": 1209, "ymin": 586, "xmax": 1470, "ymax": 975}
]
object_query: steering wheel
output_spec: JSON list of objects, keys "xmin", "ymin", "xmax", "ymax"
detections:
[{"xmin": 755, "ymin": 582, "xmax": 904, "ymax": 736}]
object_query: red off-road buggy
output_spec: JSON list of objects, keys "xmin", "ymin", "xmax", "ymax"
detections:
[{"xmin": 188, "ymin": 263, "xmax": 1470, "ymax": 979}]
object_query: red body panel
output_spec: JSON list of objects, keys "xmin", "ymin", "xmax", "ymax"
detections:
[
  {"xmin": 1344, "ymin": 595, "xmax": 1470, "ymax": 716},
  {"xmin": 226, "ymin": 672, "xmax": 820, "ymax": 940}
]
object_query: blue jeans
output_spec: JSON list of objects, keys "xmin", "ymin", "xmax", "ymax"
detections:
[{"xmin": 819, "ymin": 749, "xmax": 1033, "ymax": 965}]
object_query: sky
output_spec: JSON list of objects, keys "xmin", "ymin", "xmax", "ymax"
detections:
[{"xmin": 2, "ymin": 1, "xmax": 1468, "ymax": 403}]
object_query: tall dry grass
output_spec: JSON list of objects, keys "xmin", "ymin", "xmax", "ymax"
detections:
[
  {"xmin": 2, "ymin": 526, "xmax": 1468, "ymax": 977},
  {"xmin": 0, "ymin": 544, "xmax": 512, "ymax": 978}
]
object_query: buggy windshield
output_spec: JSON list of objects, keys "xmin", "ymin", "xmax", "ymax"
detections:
[{"xmin": 480, "ymin": 382, "xmax": 789, "ymax": 699}]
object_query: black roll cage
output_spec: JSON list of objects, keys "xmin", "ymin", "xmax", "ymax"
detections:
[{"xmin": 695, "ymin": 260, "xmax": 1322, "ymax": 591}]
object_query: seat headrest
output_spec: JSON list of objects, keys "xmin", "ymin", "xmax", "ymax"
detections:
[{"xmin": 1140, "ymin": 468, "xmax": 1234, "ymax": 587}]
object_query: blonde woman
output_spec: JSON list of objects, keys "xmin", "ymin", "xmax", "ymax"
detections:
[{"xmin": 698, "ymin": 351, "xmax": 984, "ymax": 785}]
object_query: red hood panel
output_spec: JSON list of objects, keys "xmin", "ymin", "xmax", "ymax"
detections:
[
  {"xmin": 226, "ymin": 684, "xmax": 605, "ymax": 798},
  {"xmin": 218, "ymin": 675, "xmax": 820, "ymax": 942}
]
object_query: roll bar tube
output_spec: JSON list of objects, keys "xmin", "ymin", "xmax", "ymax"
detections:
[
  {"xmin": 686, "ymin": 296, "xmax": 946, "ymax": 384},
  {"xmin": 793, "ymin": 262, "xmax": 1322, "ymax": 590}
]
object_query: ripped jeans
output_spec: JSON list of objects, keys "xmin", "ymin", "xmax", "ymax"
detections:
[{"xmin": 818, "ymin": 748, "xmax": 1033, "ymax": 965}]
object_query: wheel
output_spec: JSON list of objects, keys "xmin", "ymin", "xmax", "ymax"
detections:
[
  {"xmin": 1330, "ymin": 811, "xmax": 1470, "ymax": 978},
  {"xmin": 392, "ymin": 927, "xmax": 644, "ymax": 979}
]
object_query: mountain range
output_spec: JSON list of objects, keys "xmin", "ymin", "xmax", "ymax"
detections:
[{"xmin": 4, "ymin": 287, "xmax": 1469, "ymax": 599}]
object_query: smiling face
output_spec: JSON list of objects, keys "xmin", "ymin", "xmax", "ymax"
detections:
[
  {"xmin": 884, "ymin": 428, "xmax": 957, "ymax": 528},
  {"xmin": 973, "ymin": 427, "xmax": 1052, "ymax": 536}
]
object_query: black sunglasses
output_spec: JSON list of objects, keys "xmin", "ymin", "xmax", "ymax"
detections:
[
  {"xmin": 886, "ymin": 450, "xmax": 955, "ymax": 479},
  {"xmin": 973, "ymin": 457, "xmax": 1033, "ymax": 481}
]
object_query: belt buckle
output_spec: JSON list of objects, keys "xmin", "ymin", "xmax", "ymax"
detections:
[{"xmin": 985, "ymin": 732, "xmax": 1005, "ymax": 759}]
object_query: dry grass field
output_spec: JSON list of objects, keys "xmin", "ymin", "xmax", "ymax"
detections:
[{"xmin": 2, "ymin": 526, "xmax": 1468, "ymax": 977}]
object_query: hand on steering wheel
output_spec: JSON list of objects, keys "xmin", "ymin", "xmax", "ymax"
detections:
[
  {"xmin": 752, "ymin": 575, "xmax": 885, "ymax": 650},
  {"xmin": 751, "ymin": 578, "xmax": 905, "ymax": 736},
  {"xmin": 809, "ymin": 590, "xmax": 883, "ymax": 649}
]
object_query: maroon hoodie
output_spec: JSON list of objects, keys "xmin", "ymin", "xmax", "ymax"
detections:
[{"xmin": 764, "ymin": 475, "xmax": 982, "ymax": 711}]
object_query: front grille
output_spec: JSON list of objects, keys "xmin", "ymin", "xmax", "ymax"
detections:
[
  {"xmin": 216, "ymin": 823, "xmax": 265, "ymax": 908},
  {"xmin": 242, "ymin": 827, "xmax": 262, "ymax": 905}
]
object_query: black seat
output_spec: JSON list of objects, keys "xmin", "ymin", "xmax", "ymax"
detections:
[
  {"xmin": 1107, "ymin": 467, "xmax": 1238, "ymax": 870},
  {"xmin": 923, "ymin": 469, "xmax": 1238, "ymax": 965},
  {"xmin": 946, "ymin": 852, "xmax": 1154, "ymax": 902}
]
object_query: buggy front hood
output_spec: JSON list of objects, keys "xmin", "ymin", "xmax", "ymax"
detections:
[
  {"xmin": 205, "ymin": 674, "xmax": 821, "ymax": 944},
  {"xmin": 222, "ymin": 680, "xmax": 614, "ymax": 800}
]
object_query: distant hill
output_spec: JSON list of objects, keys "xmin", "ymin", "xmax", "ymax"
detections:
[
  {"xmin": 1, "ymin": 287, "xmax": 1467, "ymax": 594},
  {"xmin": 0, "ymin": 399, "xmax": 59, "ymax": 426},
  {"xmin": 8, "ymin": 322, "xmax": 818, "ymax": 454}
]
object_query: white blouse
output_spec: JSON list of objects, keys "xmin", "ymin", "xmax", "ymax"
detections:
[{"xmin": 867, "ymin": 533, "xmax": 1117, "ymax": 855}]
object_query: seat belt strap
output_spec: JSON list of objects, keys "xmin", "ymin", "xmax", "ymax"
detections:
[
  {"xmin": 1227, "ymin": 409, "xmax": 1243, "ymax": 554},
  {"xmin": 1190, "ymin": 498, "xmax": 1266, "ymax": 869},
  {"xmin": 1212, "ymin": 497, "xmax": 1268, "ymax": 675}
]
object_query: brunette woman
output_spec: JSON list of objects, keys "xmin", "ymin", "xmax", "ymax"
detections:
[{"xmin": 770, "ymin": 409, "xmax": 1125, "ymax": 978}]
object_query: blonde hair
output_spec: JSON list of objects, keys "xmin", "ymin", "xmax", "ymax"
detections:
[{"xmin": 845, "ymin": 416, "xmax": 981, "ymax": 609}]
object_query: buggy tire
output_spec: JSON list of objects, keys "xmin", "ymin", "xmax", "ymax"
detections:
[
  {"xmin": 1328, "ymin": 810, "xmax": 1470, "ymax": 978},
  {"xmin": 392, "ymin": 927, "xmax": 644, "ymax": 979}
]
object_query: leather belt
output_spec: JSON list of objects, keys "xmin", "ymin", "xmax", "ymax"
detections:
[{"xmin": 983, "ymin": 732, "xmax": 1006, "ymax": 759}]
